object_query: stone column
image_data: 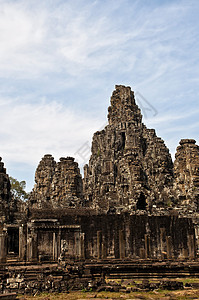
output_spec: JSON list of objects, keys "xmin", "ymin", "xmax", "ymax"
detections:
[
  {"xmin": 160, "ymin": 228, "xmax": 166, "ymax": 259},
  {"xmin": 19, "ymin": 225, "xmax": 26, "ymax": 261},
  {"xmin": 26, "ymin": 237, "xmax": 32, "ymax": 262},
  {"xmin": 97, "ymin": 231, "xmax": 102, "ymax": 259},
  {"xmin": 75, "ymin": 231, "xmax": 81, "ymax": 259},
  {"xmin": 80, "ymin": 233, "xmax": 85, "ymax": 260},
  {"xmin": 139, "ymin": 248, "xmax": 146, "ymax": 259},
  {"xmin": 0, "ymin": 230, "xmax": 7, "ymax": 263},
  {"xmin": 102, "ymin": 235, "xmax": 107, "ymax": 259},
  {"xmin": 26, "ymin": 228, "xmax": 38, "ymax": 262},
  {"xmin": 144, "ymin": 234, "xmax": 151, "ymax": 259},
  {"xmin": 182, "ymin": 248, "xmax": 188, "ymax": 259},
  {"xmin": 194, "ymin": 225, "xmax": 199, "ymax": 256},
  {"xmin": 166, "ymin": 236, "xmax": 172, "ymax": 259},
  {"xmin": 119, "ymin": 230, "xmax": 125, "ymax": 259},
  {"xmin": 188, "ymin": 234, "xmax": 195, "ymax": 259},
  {"xmin": 53, "ymin": 232, "xmax": 58, "ymax": 261},
  {"xmin": 57, "ymin": 229, "xmax": 61, "ymax": 258},
  {"xmin": 32, "ymin": 231, "xmax": 38, "ymax": 262}
]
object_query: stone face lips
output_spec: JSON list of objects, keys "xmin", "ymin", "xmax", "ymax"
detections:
[
  {"xmin": 174, "ymin": 139, "xmax": 199, "ymax": 210},
  {"xmin": 83, "ymin": 85, "xmax": 174, "ymax": 212},
  {"xmin": 29, "ymin": 155, "xmax": 83, "ymax": 209}
]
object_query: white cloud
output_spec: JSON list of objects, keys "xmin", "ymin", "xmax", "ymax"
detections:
[
  {"xmin": 0, "ymin": 0, "xmax": 198, "ymax": 191},
  {"xmin": 0, "ymin": 0, "xmax": 128, "ymax": 78},
  {"xmin": 0, "ymin": 97, "xmax": 103, "ymax": 166},
  {"xmin": 0, "ymin": 0, "xmax": 198, "ymax": 86}
]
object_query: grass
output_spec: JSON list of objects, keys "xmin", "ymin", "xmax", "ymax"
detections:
[
  {"xmin": 16, "ymin": 278, "xmax": 199, "ymax": 300},
  {"xmin": 17, "ymin": 289, "xmax": 199, "ymax": 300}
]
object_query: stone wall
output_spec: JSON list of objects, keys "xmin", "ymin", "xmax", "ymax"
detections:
[
  {"xmin": 1, "ymin": 261, "xmax": 198, "ymax": 295},
  {"xmin": 23, "ymin": 212, "xmax": 196, "ymax": 262}
]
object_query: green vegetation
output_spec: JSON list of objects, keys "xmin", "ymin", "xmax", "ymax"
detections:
[
  {"xmin": 17, "ymin": 285, "xmax": 199, "ymax": 300},
  {"xmin": 97, "ymin": 148, "xmax": 101, "ymax": 157},
  {"xmin": 9, "ymin": 176, "xmax": 29, "ymax": 202}
]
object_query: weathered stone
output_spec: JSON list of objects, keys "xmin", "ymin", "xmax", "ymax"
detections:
[
  {"xmin": 0, "ymin": 84, "xmax": 199, "ymax": 292},
  {"xmin": 51, "ymin": 157, "xmax": 83, "ymax": 208},
  {"xmin": 174, "ymin": 139, "xmax": 199, "ymax": 211},
  {"xmin": 0, "ymin": 157, "xmax": 11, "ymax": 222},
  {"xmin": 29, "ymin": 154, "xmax": 56, "ymax": 209},
  {"xmin": 83, "ymin": 85, "xmax": 173, "ymax": 212},
  {"xmin": 29, "ymin": 155, "xmax": 83, "ymax": 208}
]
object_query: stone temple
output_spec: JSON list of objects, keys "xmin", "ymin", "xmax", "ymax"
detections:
[{"xmin": 0, "ymin": 85, "xmax": 199, "ymax": 294}]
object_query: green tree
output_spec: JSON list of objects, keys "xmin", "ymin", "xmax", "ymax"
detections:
[{"xmin": 9, "ymin": 176, "xmax": 29, "ymax": 202}]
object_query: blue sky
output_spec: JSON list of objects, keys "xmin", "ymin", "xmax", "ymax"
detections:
[{"xmin": 0, "ymin": 0, "xmax": 198, "ymax": 191}]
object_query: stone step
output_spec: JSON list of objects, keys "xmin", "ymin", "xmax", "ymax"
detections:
[
  {"xmin": 106, "ymin": 272, "xmax": 193, "ymax": 279},
  {"xmin": 0, "ymin": 293, "xmax": 17, "ymax": 299}
]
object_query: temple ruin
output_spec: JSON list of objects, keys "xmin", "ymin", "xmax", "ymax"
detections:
[{"xmin": 0, "ymin": 85, "xmax": 199, "ymax": 294}]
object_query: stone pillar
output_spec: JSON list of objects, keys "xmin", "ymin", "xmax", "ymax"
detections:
[
  {"xmin": 57, "ymin": 229, "xmax": 61, "ymax": 258},
  {"xmin": 32, "ymin": 231, "xmax": 38, "ymax": 262},
  {"xmin": 26, "ymin": 237, "xmax": 32, "ymax": 262},
  {"xmin": 188, "ymin": 235, "xmax": 195, "ymax": 259},
  {"xmin": 97, "ymin": 231, "xmax": 102, "ymax": 259},
  {"xmin": 80, "ymin": 233, "xmax": 85, "ymax": 260},
  {"xmin": 75, "ymin": 231, "xmax": 81, "ymax": 259},
  {"xmin": 119, "ymin": 230, "xmax": 125, "ymax": 259},
  {"xmin": 102, "ymin": 235, "xmax": 107, "ymax": 259},
  {"xmin": 195, "ymin": 225, "xmax": 199, "ymax": 256},
  {"xmin": 160, "ymin": 228, "xmax": 166, "ymax": 259},
  {"xmin": 0, "ymin": 230, "xmax": 7, "ymax": 263},
  {"xmin": 139, "ymin": 248, "xmax": 146, "ymax": 259},
  {"xmin": 26, "ymin": 228, "xmax": 38, "ymax": 262},
  {"xmin": 144, "ymin": 234, "xmax": 151, "ymax": 259},
  {"xmin": 182, "ymin": 248, "xmax": 188, "ymax": 259},
  {"xmin": 166, "ymin": 236, "xmax": 172, "ymax": 259},
  {"xmin": 53, "ymin": 232, "xmax": 58, "ymax": 261},
  {"xmin": 19, "ymin": 225, "xmax": 26, "ymax": 261}
]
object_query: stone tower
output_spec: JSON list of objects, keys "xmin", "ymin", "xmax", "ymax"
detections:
[
  {"xmin": 83, "ymin": 85, "xmax": 174, "ymax": 212},
  {"xmin": 29, "ymin": 154, "xmax": 56, "ymax": 209},
  {"xmin": 174, "ymin": 139, "xmax": 199, "ymax": 211},
  {"xmin": 29, "ymin": 155, "xmax": 83, "ymax": 209},
  {"xmin": 0, "ymin": 157, "xmax": 11, "ymax": 222}
]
